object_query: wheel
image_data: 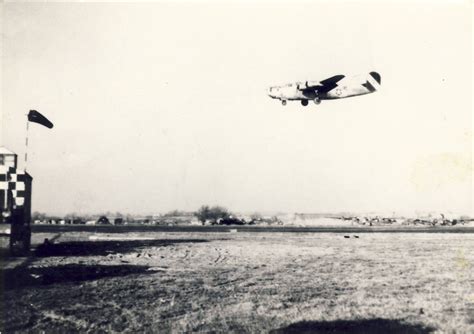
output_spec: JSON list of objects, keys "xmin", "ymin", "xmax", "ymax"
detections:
[
  {"xmin": 313, "ymin": 97, "xmax": 321, "ymax": 105},
  {"xmin": 301, "ymin": 100, "xmax": 308, "ymax": 106},
  {"xmin": 281, "ymin": 100, "xmax": 287, "ymax": 106}
]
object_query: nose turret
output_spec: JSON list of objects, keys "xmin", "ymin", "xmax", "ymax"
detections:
[{"xmin": 267, "ymin": 86, "xmax": 277, "ymax": 98}]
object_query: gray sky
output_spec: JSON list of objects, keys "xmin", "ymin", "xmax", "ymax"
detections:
[{"xmin": 1, "ymin": 1, "xmax": 472, "ymax": 216}]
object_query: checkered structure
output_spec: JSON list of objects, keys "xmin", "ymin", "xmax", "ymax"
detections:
[{"xmin": 0, "ymin": 166, "xmax": 26, "ymax": 209}]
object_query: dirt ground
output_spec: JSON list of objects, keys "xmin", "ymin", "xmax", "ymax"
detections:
[{"xmin": 1, "ymin": 230, "xmax": 473, "ymax": 333}]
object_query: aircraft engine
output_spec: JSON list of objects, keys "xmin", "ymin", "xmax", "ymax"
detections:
[
  {"xmin": 305, "ymin": 80, "xmax": 320, "ymax": 88},
  {"xmin": 297, "ymin": 81, "xmax": 320, "ymax": 90}
]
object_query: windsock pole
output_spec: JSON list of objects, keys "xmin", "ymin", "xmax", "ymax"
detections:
[{"xmin": 24, "ymin": 116, "xmax": 30, "ymax": 172}]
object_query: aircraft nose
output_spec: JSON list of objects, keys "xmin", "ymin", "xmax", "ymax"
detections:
[{"xmin": 267, "ymin": 87, "xmax": 274, "ymax": 97}]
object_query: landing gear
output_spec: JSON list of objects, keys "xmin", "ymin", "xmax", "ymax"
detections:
[
  {"xmin": 281, "ymin": 100, "xmax": 287, "ymax": 106},
  {"xmin": 301, "ymin": 100, "xmax": 309, "ymax": 106},
  {"xmin": 313, "ymin": 97, "xmax": 321, "ymax": 105}
]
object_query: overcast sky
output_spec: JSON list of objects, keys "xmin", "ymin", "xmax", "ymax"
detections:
[{"xmin": 1, "ymin": 1, "xmax": 472, "ymax": 216}]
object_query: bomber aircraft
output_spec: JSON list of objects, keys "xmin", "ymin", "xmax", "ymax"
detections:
[{"xmin": 267, "ymin": 71, "xmax": 381, "ymax": 106}]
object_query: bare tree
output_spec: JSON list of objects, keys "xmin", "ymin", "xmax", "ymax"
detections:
[{"xmin": 195, "ymin": 205, "xmax": 230, "ymax": 222}]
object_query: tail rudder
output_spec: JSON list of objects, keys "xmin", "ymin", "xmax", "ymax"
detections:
[{"xmin": 369, "ymin": 71, "xmax": 381, "ymax": 85}]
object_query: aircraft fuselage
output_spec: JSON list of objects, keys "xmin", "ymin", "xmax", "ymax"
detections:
[{"xmin": 268, "ymin": 72, "xmax": 381, "ymax": 106}]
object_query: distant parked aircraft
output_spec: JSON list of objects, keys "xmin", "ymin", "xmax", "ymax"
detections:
[{"xmin": 267, "ymin": 71, "xmax": 381, "ymax": 106}]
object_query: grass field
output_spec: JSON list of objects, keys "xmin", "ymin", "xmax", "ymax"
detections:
[{"xmin": 2, "ymin": 229, "xmax": 473, "ymax": 333}]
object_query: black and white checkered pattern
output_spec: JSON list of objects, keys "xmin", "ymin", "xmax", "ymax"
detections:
[{"xmin": 0, "ymin": 166, "xmax": 26, "ymax": 209}]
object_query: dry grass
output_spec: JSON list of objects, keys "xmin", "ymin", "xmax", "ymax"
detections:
[{"xmin": 2, "ymin": 231, "xmax": 473, "ymax": 333}]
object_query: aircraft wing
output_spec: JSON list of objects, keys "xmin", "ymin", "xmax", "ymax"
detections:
[{"xmin": 297, "ymin": 74, "xmax": 345, "ymax": 93}]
